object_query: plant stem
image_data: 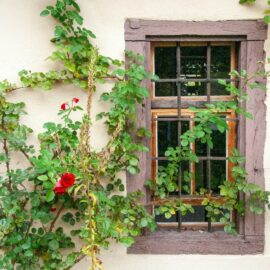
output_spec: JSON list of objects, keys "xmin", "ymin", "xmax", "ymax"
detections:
[
  {"xmin": 49, "ymin": 203, "xmax": 65, "ymax": 232},
  {"xmin": 1, "ymin": 115, "xmax": 12, "ymax": 192}
]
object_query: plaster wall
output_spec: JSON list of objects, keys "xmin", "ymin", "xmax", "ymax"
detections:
[{"xmin": 1, "ymin": 0, "xmax": 270, "ymax": 269}]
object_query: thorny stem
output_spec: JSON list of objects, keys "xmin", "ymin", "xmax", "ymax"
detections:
[
  {"xmin": 49, "ymin": 203, "xmax": 65, "ymax": 232},
  {"xmin": 1, "ymin": 115, "xmax": 12, "ymax": 192}
]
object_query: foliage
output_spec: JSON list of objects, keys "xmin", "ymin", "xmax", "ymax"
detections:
[
  {"xmin": 0, "ymin": 0, "xmax": 269, "ymax": 270},
  {"xmin": 0, "ymin": 1, "xmax": 155, "ymax": 269},
  {"xmin": 145, "ymin": 68, "xmax": 270, "ymax": 235},
  {"xmin": 239, "ymin": 0, "xmax": 270, "ymax": 23}
]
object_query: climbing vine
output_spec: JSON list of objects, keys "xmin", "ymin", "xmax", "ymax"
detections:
[{"xmin": 0, "ymin": 0, "xmax": 269, "ymax": 270}]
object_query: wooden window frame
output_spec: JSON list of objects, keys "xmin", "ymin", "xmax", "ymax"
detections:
[{"xmin": 125, "ymin": 19, "xmax": 267, "ymax": 254}]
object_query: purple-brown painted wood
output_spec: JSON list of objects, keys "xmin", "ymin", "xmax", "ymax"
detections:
[
  {"xmin": 127, "ymin": 231, "xmax": 264, "ymax": 254},
  {"xmin": 125, "ymin": 20, "xmax": 267, "ymax": 41},
  {"xmin": 244, "ymin": 40, "xmax": 267, "ymax": 237},
  {"xmin": 125, "ymin": 41, "xmax": 152, "ymax": 206}
]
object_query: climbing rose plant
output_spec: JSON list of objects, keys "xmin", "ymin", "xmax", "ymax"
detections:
[{"xmin": 0, "ymin": 1, "xmax": 269, "ymax": 270}]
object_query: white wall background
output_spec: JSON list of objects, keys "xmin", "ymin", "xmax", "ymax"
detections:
[{"xmin": 1, "ymin": 0, "xmax": 270, "ymax": 269}]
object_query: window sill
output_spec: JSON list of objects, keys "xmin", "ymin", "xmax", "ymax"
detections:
[{"xmin": 127, "ymin": 230, "xmax": 264, "ymax": 254}]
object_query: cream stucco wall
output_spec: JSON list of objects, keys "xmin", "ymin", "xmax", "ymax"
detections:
[{"xmin": 1, "ymin": 0, "xmax": 270, "ymax": 269}]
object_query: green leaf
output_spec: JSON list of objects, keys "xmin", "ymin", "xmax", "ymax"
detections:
[
  {"xmin": 40, "ymin": 10, "xmax": 50, "ymax": 17},
  {"xmin": 46, "ymin": 190, "xmax": 55, "ymax": 202},
  {"xmin": 48, "ymin": 239, "xmax": 59, "ymax": 251},
  {"xmin": 140, "ymin": 218, "xmax": 148, "ymax": 227},
  {"xmin": 38, "ymin": 175, "xmax": 48, "ymax": 181}
]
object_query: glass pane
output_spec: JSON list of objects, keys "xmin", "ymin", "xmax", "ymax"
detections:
[
  {"xmin": 155, "ymin": 47, "xmax": 177, "ymax": 79},
  {"xmin": 195, "ymin": 160, "xmax": 207, "ymax": 192},
  {"xmin": 211, "ymin": 160, "xmax": 226, "ymax": 194},
  {"xmin": 158, "ymin": 119, "xmax": 189, "ymax": 156},
  {"xmin": 157, "ymin": 160, "xmax": 190, "ymax": 195},
  {"xmin": 181, "ymin": 81, "xmax": 207, "ymax": 96},
  {"xmin": 195, "ymin": 123, "xmax": 227, "ymax": 157},
  {"xmin": 157, "ymin": 120, "xmax": 178, "ymax": 156},
  {"xmin": 211, "ymin": 126, "xmax": 226, "ymax": 157},
  {"xmin": 181, "ymin": 46, "xmax": 207, "ymax": 79},
  {"xmin": 211, "ymin": 46, "xmax": 231, "ymax": 95},
  {"xmin": 182, "ymin": 205, "xmax": 207, "ymax": 222},
  {"xmin": 155, "ymin": 206, "xmax": 177, "ymax": 223},
  {"xmin": 155, "ymin": 82, "xmax": 177, "ymax": 96}
]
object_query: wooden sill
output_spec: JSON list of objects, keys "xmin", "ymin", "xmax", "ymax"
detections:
[{"xmin": 127, "ymin": 230, "xmax": 264, "ymax": 255}]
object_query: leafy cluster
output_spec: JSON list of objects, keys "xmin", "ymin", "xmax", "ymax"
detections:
[
  {"xmin": 239, "ymin": 0, "xmax": 270, "ymax": 23},
  {"xmin": 146, "ymin": 69, "xmax": 270, "ymax": 234},
  {"xmin": 0, "ymin": 1, "xmax": 155, "ymax": 269}
]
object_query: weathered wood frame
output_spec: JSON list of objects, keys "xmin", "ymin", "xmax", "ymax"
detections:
[{"xmin": 125, "ymin": 19, "xmax": 267, "ymax": 254}]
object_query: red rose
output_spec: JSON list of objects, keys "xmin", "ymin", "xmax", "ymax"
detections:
[
  {"xmin": 53, "ymin": 181, "xmax": 66, "ymax": 195},
  {"xmin": 50, "ymin": 207, "xmax": 57, "ymax": 212},
  {"xmin": 61, "ymin": 103, "xmax": 67, "ymax": 110},
  {"xmin": 72, "ymin": 98, "xmax": 79, "ymax": 103},
  {"xmin": 60, "ymin": 173, "xmax": 75, "ymax": 188}
]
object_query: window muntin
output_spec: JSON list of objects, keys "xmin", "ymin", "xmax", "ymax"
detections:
[
  {"xmin": 152, "ymin": 42, "xmax": 236, "ymax": 99},
  {"xmin": 151, "ymin": 41, "xmax": 237, "ymax": 231},
  {"xmin": 151, "ymin": 110, "xmax": 235, "ymax": 229}
]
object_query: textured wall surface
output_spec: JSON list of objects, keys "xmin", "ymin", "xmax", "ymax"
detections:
[{"xmin": 0, "ymin": 0, "xmax": 270, "ymax": 269}]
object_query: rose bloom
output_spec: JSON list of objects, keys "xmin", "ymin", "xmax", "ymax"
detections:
[
  {"xmin": 72, "ymin": 97, "xmax": 79, "ymax": 103},
  {"xmin": 61, "ymin": 103, "xmax": 67, "ymax": 110},
  {"xmin": 60, "ymin": 173, "xmax": 75, "ymax": 188},
  {"xmin": 53, "ymin": 181, "xmax": 66, "ymax": 195}
]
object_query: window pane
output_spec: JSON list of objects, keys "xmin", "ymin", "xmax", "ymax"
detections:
[
  {"xmin": 157, "ymin": 160, "xmax": 190, "ymax": 195},
  {"xmin": 155, "ymin": 82, "xmax": 177, "ymax": 96},
  {"xmin": 155, "ymin": 47, "xmax": 176, "ymax": 79},
  {"xmin": 195, "ymin": 160, "xmax": 227, "ymax": 194},
  {"xmin": 211, "ymin": 127, "xmax": 226, "ymax": 157},
  {"xmin": 211, "ymin": 46, "xmax": 231, "ymax": 95},
  {"xmin": 182, "ymin": 205, "xmax": 207, "ymax": 222},
  {"xmin": 195, "ymin": 160, "xmax": 207, "ymax": 192},
  {"xmin": 181, "ymin": 81, "xmax": 207, "ymax": 96},
  {"xmin": 157, "ymin": 119, "xmax": 189, "ymax": 156},
  {"xmin": 181, "ymin": 46, "xmax": 207, "ymax": 79},
  {"xmin": 195, "ymin": 123, "xmax": 227, "ymax": 157},
  {"xmin": 211, "ymin": 160, "xmax": 226, "ymax": 194},
  {"xmin": 158, "ymin": 120, "xmax": 178, "ymax": 156}
]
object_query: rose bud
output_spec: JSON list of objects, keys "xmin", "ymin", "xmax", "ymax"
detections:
[
  {"xmin": 50, "ymin": 207, "xmax": 57, "ymax": 212},
  {"xmin": 61, "ymin": 103, "xmax": 68, "ymax": 110},
  {"xmin": 60, "ymin": 173, "xmax": 75, "ymax": 188},
  {"xmin": 72, "ymin": 98, "xmax": 79, "ymax": 103}
]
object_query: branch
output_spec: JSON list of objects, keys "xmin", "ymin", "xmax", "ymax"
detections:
[
  {"xmin": 49, "ymin": 203, "xmax": 65, "ymax": 232},
  {"xmin": 1, "ymin": 116, "xmax": 12, "ymax": 192},
  {"xmin": 64, "ymin": 254, "xmax": 86, "ymax": 270},
  {"xmin": 19, "ymin": 148, "xmax": 34, "ymax": 167}
]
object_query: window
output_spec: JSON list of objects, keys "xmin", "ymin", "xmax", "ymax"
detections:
[
  {"xmin": 150, "ymin": 42, "xmax": 237, "ymax": 231},
  {"xmin": 125, "ymin": 20, "xmax": 267, "ymax": 254}
]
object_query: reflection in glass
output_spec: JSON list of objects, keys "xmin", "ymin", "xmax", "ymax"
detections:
[
  {"xmin": 155, "ymin": 47, "xmax": 176, "ymax": 79},
  {"xmin": 181, "ymin": 46, "xmax": 207, "ymax": 78},
  {"xmin": 181, "ymin": 82, "xmax": 207, "ymax": 96},
  {"xmin": 211, "ymin": 46, "xmax": 231, "ymax": 95},
  {"xmin": 157, "ymin": 119, "xmax": 189, "ymax": 156},
  {"xmin": 195, "ymin": 123, "xmax": 226, "ymax": 157},
  {"xmin": 155, "ymin": 82, "xmax": 177, "ymax": 96}
]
